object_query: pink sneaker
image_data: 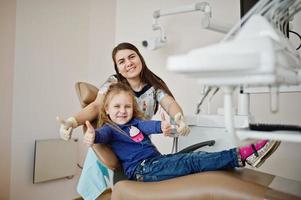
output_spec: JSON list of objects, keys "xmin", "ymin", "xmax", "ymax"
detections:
[{"xmin": 239, "ymin": 140, "xmax": 281, "ymax": 167}]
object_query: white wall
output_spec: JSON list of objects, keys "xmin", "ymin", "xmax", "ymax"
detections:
[
  {"xmin": 115, "ymin": 0, "xmax": 301, "ymax": 182},
  {"xmin": 0, "ymin": 0, "xmax": 16, "ymax": 199},
  {"xmin": 7, "ymin": 0, "xmax": 116, "ymax": 199}
]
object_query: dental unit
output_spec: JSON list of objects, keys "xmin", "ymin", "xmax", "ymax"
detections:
[{"xmin": 167, "ymin": 0, "xmax": 301, "ymax": 143}]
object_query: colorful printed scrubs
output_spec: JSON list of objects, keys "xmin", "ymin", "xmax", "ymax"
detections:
[{"xmin": 99, "ymin": 75, "xmax": 167, "ymax": 119}]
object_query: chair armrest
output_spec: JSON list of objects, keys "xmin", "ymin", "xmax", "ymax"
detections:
[
  {"xmin": 92, "ymin": 144, "xmax": 121, "ymax": 171},
  {"xmin": 178, "ymin": 140, "xmax": 215, "ymax": 153}
]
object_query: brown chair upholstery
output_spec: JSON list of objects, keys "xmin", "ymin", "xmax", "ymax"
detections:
[
  {"xmin": 75, "ymin": 82, "xmax": 120, "ymax": 170},
  {"xmin": 75, "ymin": 82, "xmax": 301, "ymax": 200},
  {"xmin": 112, "ymin": 169, "xmax": 301, "ymax": 200}
]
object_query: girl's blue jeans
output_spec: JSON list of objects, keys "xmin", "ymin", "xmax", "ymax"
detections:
[{"xmin": 133, "ymin": 148, "xmax": 241, "ymax": 182}]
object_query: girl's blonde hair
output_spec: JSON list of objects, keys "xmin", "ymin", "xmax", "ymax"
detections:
[{"xmin": 97, "ymin": 82, "xmax": 145, "ymax": 127}]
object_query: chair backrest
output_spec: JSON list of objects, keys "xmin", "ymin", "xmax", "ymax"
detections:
[{"xmin": 75, "ymin": 82, "xmax": 121, "ymax": 170}]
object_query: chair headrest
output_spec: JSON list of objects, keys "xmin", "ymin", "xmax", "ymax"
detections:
[
  {"xmin": 75, "ymin": 82, "xmax": 99, "ymax": 107},
  {"xmin": 74, "ymin": 82, "xmax": 121, "ymax": 170}
]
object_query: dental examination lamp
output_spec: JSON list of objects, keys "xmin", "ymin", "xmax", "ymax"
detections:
[
  {"xmin": 142, "ymin": 2, "xmax": 232, "ymax": 50},
  {"xmin": 142, "ymin": 23, "xmax": 167, "ymax": 50}
]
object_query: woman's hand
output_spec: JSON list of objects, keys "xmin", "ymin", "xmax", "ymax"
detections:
[
  {"xmin": 84, "ymin": 121, "xmax": 96, "ymax": 146},
  {"xmin": 161, "ymin": 113, "xmax": 172, "ymax": 136},
  {"xmin": 174, "ymin": 112, "xmax": 190, "ymax": 136},
  {"xmin": 56, "ymin": 116, "xmax": 78, "ymax": 141}
]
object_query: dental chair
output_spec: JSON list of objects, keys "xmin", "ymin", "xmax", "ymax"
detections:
[{"xmin": 75, "ymin": 81, "xmax": 301, "ymax": 200}]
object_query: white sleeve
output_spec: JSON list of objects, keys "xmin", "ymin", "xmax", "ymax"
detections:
[
  {"xmin": 156, "ymin": 88, "xmax": 168, "ymax": 102},
  {"xmin": 98, "ymin": 75, "xmax": 118, "ymax": 94}
]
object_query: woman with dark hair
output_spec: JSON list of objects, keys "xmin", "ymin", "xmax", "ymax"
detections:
[{"xmin": 58, "ymin": 42, "xmax": 190, "ymax": 140}]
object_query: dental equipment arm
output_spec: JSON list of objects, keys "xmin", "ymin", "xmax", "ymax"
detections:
[{"xmin": 143, "ymin": 2, "xmax": 232, "ymax": 50}]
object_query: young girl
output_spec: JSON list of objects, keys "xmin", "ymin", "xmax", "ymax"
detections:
[{"xmin": 83, "ymin": 82, "xmax": 280, "ymax": 182}]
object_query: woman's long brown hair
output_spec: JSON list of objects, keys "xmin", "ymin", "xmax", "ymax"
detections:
[
  {"xmin": 97, "ymin": 82, "xmax": 145, "ymax": 127},
  {"xmin": 112, "ymin": 42, "xmax": 174, "ymax": 98}
]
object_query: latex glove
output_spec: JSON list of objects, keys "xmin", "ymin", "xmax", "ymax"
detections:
[
  {"xmin": 174, "ymin": 112, "xmax": 190, "ymax": 136},
  {"xmin": 56, "ymin": 116, "xmax": 78, "ymax": 141},
  {"xmin": 84, "ymin": 121, "xmax": 95, "ymax": 146},
  {"xmin": 160, "ymin": 113, "xmax": 172, "ymax": 137}
]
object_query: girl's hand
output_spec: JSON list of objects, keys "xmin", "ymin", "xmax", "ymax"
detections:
[
  {"xmin": 161, "ymin": 113, "xmax": 172, "ymax": 137},
  {"xmin": 84, "ymin": 121, "xmax": 95, "ymax": 146}
]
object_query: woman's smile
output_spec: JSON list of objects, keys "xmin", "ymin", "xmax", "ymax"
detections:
[{"xmin": 115, "ymin": 49, "xmax": 143, "ymax": 79}]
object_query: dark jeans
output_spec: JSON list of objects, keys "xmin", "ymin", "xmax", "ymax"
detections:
[{"xmin": 133, "ymin": 148, "xmax": 240, "ymax": 182}]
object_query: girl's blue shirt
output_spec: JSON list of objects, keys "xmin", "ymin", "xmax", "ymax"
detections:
[{"xmin": 94, "ymin": 118, "xmax": 162, "ymax": 178}]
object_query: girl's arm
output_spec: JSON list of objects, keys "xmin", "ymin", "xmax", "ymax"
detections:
[
  {"xmin": 84, "ymin": 121, "xmax": 112, "ymax": 145},
  {"xmin": 137, "ymin": 114, "xmax": 172, "ymax": 136},
  {"xmin": 137, "ymin": 120, "xmax": 162, "ymax": 135}
]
